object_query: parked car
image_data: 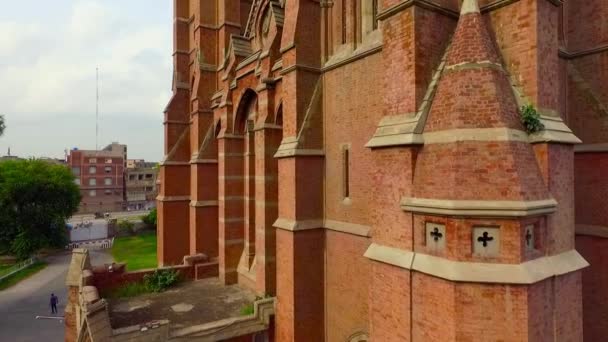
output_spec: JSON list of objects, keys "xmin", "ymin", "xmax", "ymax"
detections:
[{"xmin": 94, "ymin": 212, "xmax": 104, "ymax": 219}]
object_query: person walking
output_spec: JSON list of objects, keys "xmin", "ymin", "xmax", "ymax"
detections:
[{"xmin": 50, "ymin": 293, "xmax": 58, "ymax": 314}]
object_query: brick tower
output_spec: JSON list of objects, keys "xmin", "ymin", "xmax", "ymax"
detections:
[{"xmin": 398, "ymin": 0, "xmax": 586, "ymax": 339}]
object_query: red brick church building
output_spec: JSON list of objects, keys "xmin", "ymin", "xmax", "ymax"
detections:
[{"xmin": 158, "ymin": 0, "xmax": 608, "ymax": 340}]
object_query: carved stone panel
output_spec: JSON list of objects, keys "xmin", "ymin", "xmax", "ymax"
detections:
[
  {"xmin": 473, "ymin": 227, "xmax": 500, "ymax": 257},
  {"xmin": 425, "ymin": 222, "xmax": 446, "ymax": 252},
  {"xmin": 524, "ymin": 225, "xmax": 535, "ymax": 251}
]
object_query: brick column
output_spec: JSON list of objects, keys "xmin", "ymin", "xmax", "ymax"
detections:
[
  {"xmin": 275, "ymin": 156, "xmax": 325, "ymax": 342},
  {"xmin": 218, "ymin": 134, "xmax": 245, "ymax": 284},
  {"xmin": 189, "ymin": 160, "xmax": 219, "ymax": 258},
  {"xmin": 254, "ymin": 125, "xmax": 282, "ymax": 296}
]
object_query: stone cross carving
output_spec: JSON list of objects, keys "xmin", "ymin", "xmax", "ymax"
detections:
[
  {"xmin": 525, "ymin": 229, "xmax": 533, "ymax": 247},
  {"xmin": 477, "ymin": 231, "xmax": 494, "ymax": 247},
  {"xmin": 430, "ymin": 227, "xmax": 443, "ymax": 242}
]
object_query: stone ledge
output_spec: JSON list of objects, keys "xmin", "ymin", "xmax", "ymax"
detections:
[
  {"xmin": 364, "ymin": 243, "xmax": 588, "ymax": 284},
  {"xmin": 423, "ymin": 128, "xmax": 528, "ymax": 144},
  {"xmin": 190, "ymin": 200, "xmax": 219, "ymax": 207},
  {"xmin": 528, "ymin": 116, "xmax": 582, "ymax": 145},
  {"xmin": 324, "ymin": 220, "xmax": 371, "ymax": 237},
  {"xmin": 576, "ymin": 224, "xmax": 608, "ymax": 238},
  {"xmin": 273, "ymin": 218, "xmax": 371, "ymax": 237},
  {"xmin": 157, "ymin": 195, "xmax": 191, "ymax": 202},
  {"xmin": 401, "ymin": 197, "xmax": 558, "ymax": 217},
  {"xmin": 273, "ymin": 218, "xmax": 324, "ymax": 231},
  {"xmin": 170, "ymin": 298, "xmax": 275, "ymax": 340},
  {"xmin": 574, "ymin": 143, "xmax": 608, "ymax": 153}
]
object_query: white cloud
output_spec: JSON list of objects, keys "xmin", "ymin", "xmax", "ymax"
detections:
[{"xmin": 0, "ymin": 0, "xmax": 172, "ymax": 120}]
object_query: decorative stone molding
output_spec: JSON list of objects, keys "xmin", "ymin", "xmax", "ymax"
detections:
[
  {"xmin": 401, "ymin": 197, "xmax": 558, "ymax": 217},
  {"xmin": 364, "ymin": 243, "xmax": 588, "ymax": 284}
]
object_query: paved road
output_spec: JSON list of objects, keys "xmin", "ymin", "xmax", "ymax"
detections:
[{"xmin": 0, "ymin": 250, "xmax": 113, "ymax": 342}]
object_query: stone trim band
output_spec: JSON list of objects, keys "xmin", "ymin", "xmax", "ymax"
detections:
[
  {"xmin": 273, "ymin": 218, "xmax": 371, "ymax": 237},
  {"xmin": 576, "ymin": 224, "xmax": 608, "ymax": 239},
  {"xmin": 574, "ymin": 143, "xmax": 608, "ymax": 153},
  {"xmin": 401, "ymin": 197, "xmax": 558, "ymax": 217},
  {"xmin": 364, "ymin": 243, "xmax": 588, "ymax": 284},
  {"xmin": 423, "ymin": 128, "xmax": 528, "ymax": 144}
]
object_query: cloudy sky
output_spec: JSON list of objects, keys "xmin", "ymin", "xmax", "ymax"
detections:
[{"xmin": 0, "ymin": 0, "xmax": 172, "ymax": 161}]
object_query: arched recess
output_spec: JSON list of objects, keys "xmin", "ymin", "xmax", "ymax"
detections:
[{"xmin": 232, "ymin": 89, "xmax": 259, "ymax": 282}]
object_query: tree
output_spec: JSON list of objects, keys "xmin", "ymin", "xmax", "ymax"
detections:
[
  {"xmin": 0, "ymin": 160, "xmax": 81, "ymax": 258},
  {"xmin": 0, "ymin": 115, "xmax": 5, "ymax": 136},
  {"xmin": 141, "ymin": 207, "xmax": 157, "ymax": 230}
]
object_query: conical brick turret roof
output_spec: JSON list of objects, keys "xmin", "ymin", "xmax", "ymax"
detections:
[{"xmin": 409, "ymin": 0, "xmax": 552, "ymax": 205}]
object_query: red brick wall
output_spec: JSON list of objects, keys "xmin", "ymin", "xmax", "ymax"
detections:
[
  {"xmin": 412, "ymin": 274, "xmax": 455, "ymax": 341},
  {"xmin": 454, "ymin": 283, "xmax": 528, "ymax": 341},
  {"xmin": 574, "ymin": 153, "xmax": 608, "ymax": 226},
  {"xmin": 325, "ymin": 230, "xmax": 370, "ymax": 341},
  {"xmin": 370, "ymin": 262, "xmax": 411, "ymax": 341}
]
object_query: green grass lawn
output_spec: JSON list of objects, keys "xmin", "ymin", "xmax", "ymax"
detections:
[
  {"xmin": 111, "ymin": 232, "xmax": 157, "ymax": 271},
  {"xmin": 0, "ymin": 264, "xmax": 14, "ymax": 277},
  {"xmin": 0, "ymin": 261, "xmax": 47, "ymax": 291}
]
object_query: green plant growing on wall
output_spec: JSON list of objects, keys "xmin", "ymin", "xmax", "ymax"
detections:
[
  {"xmin": 520, "ymin": 104, "xmax": 544, "ymax": 134},
  {"xmin": 143, "ymin": 269, "xmax": 180, "ymax": 292}
]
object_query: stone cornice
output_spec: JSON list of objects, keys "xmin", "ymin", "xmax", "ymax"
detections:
[
  {"xmin": 364, "ymin": 243, "xmax": 588, "ymax": 284},
  {"xmin": 401, "ymin": 197, "xmax": 558, "ymax": 217}
]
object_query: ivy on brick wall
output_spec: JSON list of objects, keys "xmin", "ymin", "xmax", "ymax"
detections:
[{"xmin": 520, "ymin": 104, "xmax": 544, "ymax": 134}]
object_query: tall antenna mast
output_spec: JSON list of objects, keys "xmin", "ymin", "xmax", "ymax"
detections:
[{"xmin": 96, "ymin": 67, "xmax": 99, "ymax": 150}]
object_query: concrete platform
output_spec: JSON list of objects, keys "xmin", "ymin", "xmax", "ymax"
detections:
[{"xmin": 108, "ymin": 278, "xmax": 256, "ymax": 329}]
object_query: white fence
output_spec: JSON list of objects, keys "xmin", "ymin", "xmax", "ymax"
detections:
[
  {"xmin": 66, "ymin": 237, "xmax": 114, "ymax": 250},
  {"xmin": 0, "ymin": 257, "xmax": 37, "ymax": 282}
]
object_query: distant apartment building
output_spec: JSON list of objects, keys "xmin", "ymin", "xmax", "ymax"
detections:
[
  {"xmin": 67, "ymin": 142, "xmax": 127, "ymax": 214},
  {"xmin": 125, "ymin": 160, "xmax": 158, "ymax": 211}
]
